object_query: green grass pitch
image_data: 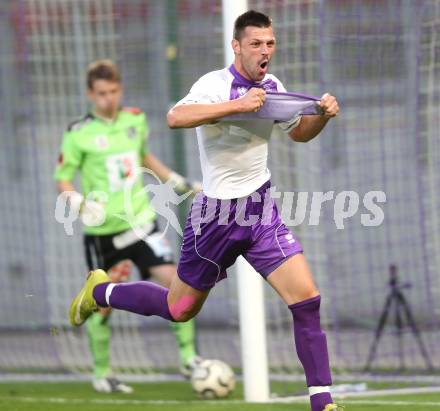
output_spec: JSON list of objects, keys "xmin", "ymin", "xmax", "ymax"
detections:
[{"xmin": 0, "ymin": 381, "xmax": 439, "ymax": 411}]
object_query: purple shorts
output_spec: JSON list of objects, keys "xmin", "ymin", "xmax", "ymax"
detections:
[{"xmin": 177, "ymin": 180, "xmax": 303, "ymax": 291}]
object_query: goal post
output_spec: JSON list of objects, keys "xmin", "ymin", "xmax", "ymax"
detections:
[{"xmin": 222, "ymin": 0, "xmax": 270, "ymax": 403}]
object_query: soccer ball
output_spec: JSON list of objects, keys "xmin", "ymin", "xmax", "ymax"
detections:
[{"xmin": 191, "ymin": 359, "xmax": 236, "ymax": 399}]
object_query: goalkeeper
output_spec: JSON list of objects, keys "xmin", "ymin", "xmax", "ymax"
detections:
[{"xmin": 54, "ymin": 60, "xmax": 201, "ymax": 393}]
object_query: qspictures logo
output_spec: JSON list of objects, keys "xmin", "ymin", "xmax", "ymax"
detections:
[{"xmin": 55, "ymin": 166, "xmax": 386, "ymax": 238}]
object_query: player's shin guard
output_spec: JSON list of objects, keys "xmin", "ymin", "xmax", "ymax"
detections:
[
  {"xmin": 93, "ymin": 281, "xmax": 173, "ymax": 321},
  {"xmin": 289, "ymin": 295, "xmax": 333, "ymax": 411},
  {"xmin": 86, "ymin": 312, "xmax": 111, "ymax": 379}
]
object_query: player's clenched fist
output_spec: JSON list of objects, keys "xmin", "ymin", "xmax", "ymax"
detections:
[
  {"xmin": 319, "ymin": 93, "xmax": 339, "ymax": 118},
  {"xmin": 238, "ymin": 87, "xmax": 266, "ymax": 113}
]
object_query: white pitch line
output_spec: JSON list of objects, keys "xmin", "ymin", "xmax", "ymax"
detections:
[
  {"xmin": 346, "ymin": 400, "xmax": 440, "ymax": 407},
  {"xmin": 271, "ymin": 386, "xmax": 440, "ymax": 403},
  {"xmin": 337, "ymin": 386, "xmax": 440, "ymax": 398},
  {"xmin": 1, "ymin": 396, "xmax": 242, "ymax": 406},
  {"xmin": 1, "ymin": 387, "xmax": 440, "ymax": 407}
]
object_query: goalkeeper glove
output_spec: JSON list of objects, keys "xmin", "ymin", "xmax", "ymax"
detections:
[
  {"xmin": 64, "ymin": 191, "xmax": 106, "ymax": 227},
  {"xmin": 168, "ymin": 172, "xmax": 202, "ymax": 194}
]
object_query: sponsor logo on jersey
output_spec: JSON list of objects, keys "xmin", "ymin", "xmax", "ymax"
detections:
[
  {"xmin": 106, "ymin": 151, "xmax": 138, "ymax": 192},
  {"xmin": 127, "ymin": 127, "xmax": 137, "ymax": 139},
  {"xmin": 237, "ymin": 86, "xmax": 248, "ymax": 96},
  {"xmin": 262, "ymin": 81, "xmax": 278, "ymax": 92},
  {"xmin": 95, "ymin": 135, "xmax": 109, "ymax": 149}
]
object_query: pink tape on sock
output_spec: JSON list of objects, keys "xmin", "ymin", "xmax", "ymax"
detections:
[{"xmin": 169, "ymin": 295, "xmax": 197, "ymax": 321}]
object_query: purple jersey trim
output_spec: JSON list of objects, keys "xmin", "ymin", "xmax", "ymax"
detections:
[
  {"xmin": 266, "ymin": 90, "xmax": 321, "ymax": 101},
  {"xmin": 228, "ymin": 64, "xmax": 279, "ymax": 100},
  {"xmin": 229, "ymin": 64, "xmax": 255, "ymax": 87}
]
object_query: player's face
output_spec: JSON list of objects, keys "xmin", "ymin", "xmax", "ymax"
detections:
[
  {"xmin": 88, "ymin": 80, "xmax": 122, "ymax": 118},
  {"xmin": 233, "ymin": 26, "xmax": 276, "ymax": 82}
]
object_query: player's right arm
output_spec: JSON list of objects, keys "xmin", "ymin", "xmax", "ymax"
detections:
[
  {"xmin": 56, "ymin": 181, "xmax": 83, "ymax": 205},
  {"xmin": 54, "ymin": 130, "xmax": 105, "ymax": 225},
  {"xmin": 54, "ymin": 130, "xmax": 83, "ymax": 202},
  {"xmin": 167, "ymin": 87, "xmax": 265, "ymax": 129},
  {"xmin": 57, "ymin": 181, "xmax": 76, "ymax": 194},
  {"xmin": 57, "ymin": 181, "xmax": 75, "ymax": 193}
]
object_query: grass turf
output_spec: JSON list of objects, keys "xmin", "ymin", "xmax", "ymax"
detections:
[{"xmin": 0, "ymin": 381, "xmax": 439, "ymax": 411}]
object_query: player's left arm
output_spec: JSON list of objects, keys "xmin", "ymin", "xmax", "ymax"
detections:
[
  {"xmin": 290, "ymin": 93, "xmax": 339, "ymax": 143},
  {"xmin": 143, "ymin": 153, "xmax": 202, "ymax": 193},
  {"xmin": 143, "ymin": 152, "xmax": 176, "ymax": 183}
]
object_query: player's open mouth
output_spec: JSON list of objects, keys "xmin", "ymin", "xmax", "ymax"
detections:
[{"xmin": 257, "ymin": 60, "xmax": 269, "ymax": 76}]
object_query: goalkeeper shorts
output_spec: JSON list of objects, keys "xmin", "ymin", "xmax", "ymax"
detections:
[{"xmin": 84, "ymin": 221, "xmax": 175, "ymax": 280}]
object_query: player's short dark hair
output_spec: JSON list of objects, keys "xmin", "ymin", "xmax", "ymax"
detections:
[
  {"xmin": 233, "ymin": 10, "xmax": 272, "ymax": 41},
  {"xmin": 86, "ymin": 59, "xmax": 121, "ymax": 90}
]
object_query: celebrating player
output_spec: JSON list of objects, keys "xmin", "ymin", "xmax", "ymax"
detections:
[
  {"xmin": 69, "ymin": 11, "xmax": 341, "ymax": 411},
  {"xmin": 55, "ymin": 60, "xmax": 202, "ymax": 393}
]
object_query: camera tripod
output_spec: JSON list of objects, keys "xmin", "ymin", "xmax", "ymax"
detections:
[{"xmin": 364, "ymin": 264, "xmax": 433, "ymax": 371}]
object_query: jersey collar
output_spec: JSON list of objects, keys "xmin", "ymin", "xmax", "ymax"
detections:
[
  {"xmin": 228, "ymin": 64, "xmax": 278, "ymax": 100},
  {"xmin": 229, "ymin": 64, "xmax": 270, "ymax": 86},
  {"xmin": 89, "ymin": 109, "xmax": 121, "ymax": 124}
]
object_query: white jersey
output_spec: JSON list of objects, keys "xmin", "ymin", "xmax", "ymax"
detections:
[{"xmin": 178, "ymin": 65, "xmax": 301, "ymax": 199}]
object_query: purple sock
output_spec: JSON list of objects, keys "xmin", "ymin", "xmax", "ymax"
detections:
[
  {"xmin": 310, "ymin": 392, "xmax": 333, "ymax": 411},
  {"xmin": 289, "ymin": 295, "xmax": 333, "ymax": 411},
  {"xmin": 93, "ymin": 281, "xmax": 173, "ymax": 321}
]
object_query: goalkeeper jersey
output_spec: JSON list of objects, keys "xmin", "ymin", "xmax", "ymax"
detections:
[{"xmin": 54, "ymin": 108, "xmax": 156, "ymax": 235}]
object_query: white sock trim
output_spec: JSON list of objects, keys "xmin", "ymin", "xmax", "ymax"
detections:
[
  {"xmin": 309, "ymin": 386, "xmax": 331, "ymax": 396},
  {"xmin": 105, "ymin": 283, "xmax": 117, "ymax": 306}
]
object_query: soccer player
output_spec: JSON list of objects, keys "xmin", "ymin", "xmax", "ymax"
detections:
[
  {"xmin": 55, "ymin": 60, "xmax": 202, "ymax": 393},
  {"xmin": 70, "ymin": 11, "xmax": 342, "ymax": 411}
]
